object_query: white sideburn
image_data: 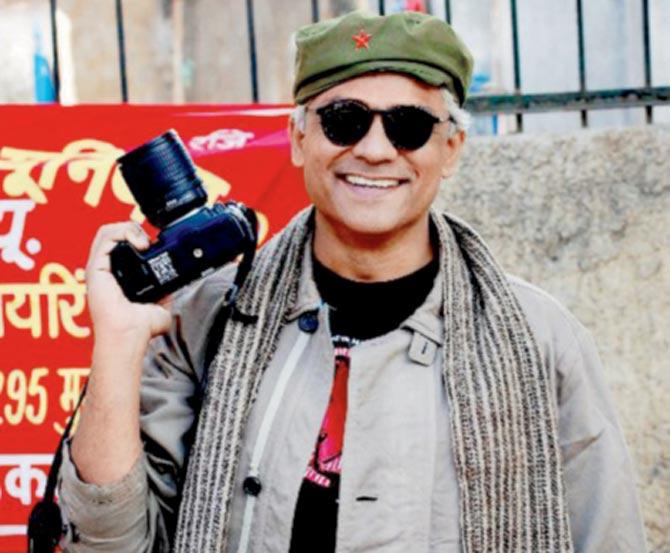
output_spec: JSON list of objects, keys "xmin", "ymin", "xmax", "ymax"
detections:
[{"xmin": 236, "ymin": 330, "xmax": 311, "ymax": 553}]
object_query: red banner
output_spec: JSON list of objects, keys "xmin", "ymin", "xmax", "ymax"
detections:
[{"xmin": 0, "ymin": 105, "xmax": 309, "ymax": 552}]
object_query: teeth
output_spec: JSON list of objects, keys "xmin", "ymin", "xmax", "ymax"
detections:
[{"xmin": 343, "ymin": 174, "xmax": 402, "ymax": 188}]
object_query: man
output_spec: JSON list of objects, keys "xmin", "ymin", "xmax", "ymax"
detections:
[{"xmin": 58, "ymin": 10, "xmax": 647, "ymax": 553}]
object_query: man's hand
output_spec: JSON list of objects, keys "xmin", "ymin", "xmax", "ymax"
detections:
[
  {"xmin": 85, "ymin": 222, "xmax": 171, "ymax": 344},
  {"xmin": 71, "ymin": 222, "xmax": 172, "ymax": 485}
]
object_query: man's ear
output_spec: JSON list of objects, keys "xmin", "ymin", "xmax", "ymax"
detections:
[
  {"xmin": 289, "ymin": 114, "xmax": 305, "ymax": 168},
  {"xmin": 441, "ymin": 129, "xmax": 465, "ymax": 179}
]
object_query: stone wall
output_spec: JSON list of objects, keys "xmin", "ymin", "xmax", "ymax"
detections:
[{"xmin": 435, "ymin": 124, "xmax": 670, "ymax": 552}]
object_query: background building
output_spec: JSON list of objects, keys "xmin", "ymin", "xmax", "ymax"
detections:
[{"xmin": 2, "ymin": 0, "xmax": 669, "ymax": 132}]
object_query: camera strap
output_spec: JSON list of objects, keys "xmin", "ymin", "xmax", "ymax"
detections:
[
  {"xmin": 27, "ymin": 382, "xmax": 87, "ymax": 553},
  {"xmin": 202, "ymin": 205, "xmax": 259, "ymax": 388},
  {"xmin": 27, "ymin": 205, "xmax": 259, "ymax": 553}
]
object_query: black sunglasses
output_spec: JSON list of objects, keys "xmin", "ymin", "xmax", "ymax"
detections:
[{"xmin": 313, "ymin": 99, "xmax": 451, "ymax": 151}]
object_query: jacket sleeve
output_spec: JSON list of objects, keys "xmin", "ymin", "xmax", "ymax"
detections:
[
  {"xmin": 57, "ymin": 266, "xmax": 235, "ymax": 552},
  {"xmin": 58, "ymin": 443, "xmax": 168, "ymax": 552},
  {"xmin": 556, "ymin": 315, "xmax": 648, "ymax": 553}
]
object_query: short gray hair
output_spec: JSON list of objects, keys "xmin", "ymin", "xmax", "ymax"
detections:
[
  {"xmin": 441, "ymin": 88, "xmax": 471, "ymax": 136},
  {"xmin": 291, "ymin": 86, "xmax": 470, "ymax": 139}
]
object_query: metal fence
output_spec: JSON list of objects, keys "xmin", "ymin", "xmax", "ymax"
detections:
[{"xmin": 47, "ymin": 0, "xmax": 670, "ymax": 132}]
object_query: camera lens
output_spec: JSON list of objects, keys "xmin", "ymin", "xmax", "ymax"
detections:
[{"xmin": 117, "ymin": 129, "xmax": 207, "ymax": 228}]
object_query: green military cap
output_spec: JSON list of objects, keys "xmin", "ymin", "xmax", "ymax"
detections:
[{"xmin": 293, "ymin": 10, "xmax": 474, "ymax": 105}]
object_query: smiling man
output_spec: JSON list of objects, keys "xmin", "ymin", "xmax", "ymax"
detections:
[
  {"xmin": 292, "ymin": 73, "xmax": 461, "ymax": 279},
  {"xmin": 57, "ymin": 10, "xmax": 647, "ymax": 553}
]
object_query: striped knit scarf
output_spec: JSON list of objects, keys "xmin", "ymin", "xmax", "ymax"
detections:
[{"xmin": 173, "ymin": 207, "xmax": 573, "ymax": 552}]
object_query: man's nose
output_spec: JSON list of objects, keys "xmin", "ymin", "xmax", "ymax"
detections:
[{"xmin": 351, "ymin": 115, "xmax": 398, "ymax": 163}]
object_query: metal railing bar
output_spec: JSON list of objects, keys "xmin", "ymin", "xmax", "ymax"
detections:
[
  {"xmin": 378, "ymin": 0, "xmax": 385, "ymax": 16},
  {"xmin": 575, "ymin": 0, "xmax": 588, "ymax": 127},
  {"xmin": 466, "ymin": 86, "xmax": 670, "ymax": 115},
  {"xmin": 245, "ymin": 0, "xmax": 259, "ymax": 102},
  {"xmin": 509, "ymin": 0, "xmax": 523, "ymax": 131},
  {"xmin": 311, "ymin": 0, "xmax": 319, "ymax": 23},
  {"xmin": 642, "ymin": 0, "xmax": 652, "ymax": 123},
  {"xmin": 115, "ymin": 0, "xmax": 129, "ymax": 102},
  {"xmin": 49, "ymin": 0, "xmax": 60, "ymax": 103},
  {"xmin": 444, "ymin": 0, "xmax": 452, "ymax": 24}
]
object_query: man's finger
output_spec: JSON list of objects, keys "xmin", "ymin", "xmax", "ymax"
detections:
[
  {"xmin": 157, "ymin": 292, "xmax": 174, "ymax": 314},
  {"xmin": 148, "ymin": 304, "xmax": 173, "ymax": 337},
  {"xmin": 87, "ymin": 222, "xmax": 151, "ymax": 273},
  {"xmin": 99, "ymin": 223, "xmax": 150, "ymax": 256}
]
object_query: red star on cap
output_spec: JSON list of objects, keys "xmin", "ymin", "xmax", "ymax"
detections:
[{"xmin": 352, "ymin": 29, "xmax": 372, "ymax": 50}]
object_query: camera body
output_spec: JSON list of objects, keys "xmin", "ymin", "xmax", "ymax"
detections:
[
  {"xmin": 110, "ymin": 130, "xmax": 257, "ymax": 303},
  {"xmin": 111, "ymin": 202, "xmax": 255, "ymax": 303}
]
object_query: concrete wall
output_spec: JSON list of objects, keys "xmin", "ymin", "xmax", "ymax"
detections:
[
  {"xmin": 0, "ymin": 1, "xmax": 48, "ymax": 102},
  {"xmin": 436, "ymin": 124, "xmax": 670, "ymax": 552},
  {"xmin": 0, "ymin": 0, "xmax": 367, "ymax": 104},
  {"xmin": 0, "ymin": 0, "xmax": 174, "ymax": 103}
]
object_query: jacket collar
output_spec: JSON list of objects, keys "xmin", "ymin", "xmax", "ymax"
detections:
[
  {"xmin": 286, "ymin": 229, "xmax": 443, "ymax": 344},
  {"xmin": 286, "ymin": 238, "xmax": 326, "ymax": 320}
]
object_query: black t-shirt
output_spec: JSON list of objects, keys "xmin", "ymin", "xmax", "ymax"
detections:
[{"xmin": 288, "ymin": 255, "xmax": 438, "ymax": 553}]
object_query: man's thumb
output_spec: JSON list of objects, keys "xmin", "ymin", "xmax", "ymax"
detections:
[{"xmin": 148, "ymin": 304, "xmax": 172, "ymax": 336}]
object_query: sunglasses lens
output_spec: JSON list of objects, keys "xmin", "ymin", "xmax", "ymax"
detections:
[
  {"xmin": 317, "ymin": 101, "xmax": 372, "ymax": 146},
  {"xmin": 384, "ymin": 107, "xmax": 438, "ymax": 150}
]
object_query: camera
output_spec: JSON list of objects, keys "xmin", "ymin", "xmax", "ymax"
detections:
[{"xmin": 110, "ymin": 130, "xmax": 257, "ymax": 303}]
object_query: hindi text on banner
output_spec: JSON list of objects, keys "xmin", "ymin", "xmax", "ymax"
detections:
[
  {"xmin": 0, "ymin": 263, "xmax": 89, "ymax": 339},
  {"xmin": 0, "ymin": 454, "xmax": 52, "ymax": 506},
  {"xmin": 0, "ymin": 199, "xmax": 41, "ymax": 271},
  {"xmin": 53, "ymin": 367, "xmax": 90, "ymax": 435}
]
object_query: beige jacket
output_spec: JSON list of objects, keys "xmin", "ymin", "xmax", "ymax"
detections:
[{"xmin": 58, "ymin": 246, "xmax": 648, "ymax": 553}]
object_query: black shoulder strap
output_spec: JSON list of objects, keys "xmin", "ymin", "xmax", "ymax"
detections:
[
  {"xmin": 202, "ymin": 205, "xmax": 258, "ymax": 374},
  {"xmin": 27, "ymin": 382, "xmax": 86, "ymax": 552}
]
